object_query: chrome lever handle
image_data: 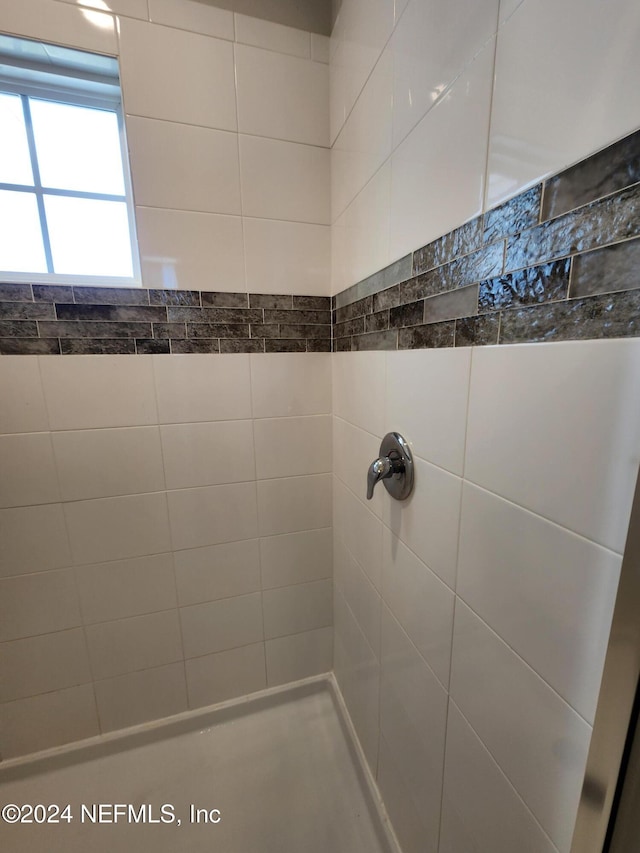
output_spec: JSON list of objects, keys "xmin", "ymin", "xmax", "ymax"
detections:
[{"xmin": 366, "ymin": 456, "xmax": 394, "ymax": 499}]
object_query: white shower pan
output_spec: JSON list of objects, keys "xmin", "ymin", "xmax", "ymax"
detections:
[{"xmin": 0, "ymin": 676, "xmax": 400, "ymax": 853}]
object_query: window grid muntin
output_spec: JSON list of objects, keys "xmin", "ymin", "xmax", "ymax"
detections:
[{"xmin": 21, "ymin": 93, "xmax": 54, "ymax": 272}]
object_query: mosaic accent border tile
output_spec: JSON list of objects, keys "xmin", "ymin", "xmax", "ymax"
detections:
[
  {"xmin": 332, "ymin": 128, "xmax": 640, "ymax": 351},
  {"xmin": 1, "ymin": 129, "xmax": 638, "ymax": 356},
  {"xmin": 0, "ymin": 289, "xmax": 331, "ymax": 355}
]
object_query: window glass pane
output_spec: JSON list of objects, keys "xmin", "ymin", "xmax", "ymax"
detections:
[
  {"xmin": 0, "ymin": 190, "xmax": 47, "ymax": 272},
  {"xmin": 0, "ymin": 93, "xmax": 34, "ymax": 185},
  {"xmin": 31, "ymin": 99, "xmax": 125, "ymax": 195},
  {"xmin": 45, "ymin": 195, "xmax": 133, "ymax": 277}
]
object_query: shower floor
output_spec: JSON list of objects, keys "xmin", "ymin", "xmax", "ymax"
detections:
[{"xmin": 0, "ymin": 679, "xmax": 395, "ymax": 853}]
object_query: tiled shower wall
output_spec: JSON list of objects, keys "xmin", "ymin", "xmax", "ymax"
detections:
[
  {"xmin": 330, "ymin": 1, "xmax": 640, "ymax": 852},
  {"xmin": 330, "ymin": 0, "xmax": 640, "ymax": 294},
  {"xmin": 333, "ymin": 341, "xmax": 640, "ymax": 853},
  {"xmin": 0, "ymin": 0, "xmax": 334, "ymax": 760},
  {"xmin": 1, "ymin": 0, "xmax": 331, "ymax": 296},
  {"xmin": 0, "ymin": 353, "xmax": 332, "ymax": 758}
]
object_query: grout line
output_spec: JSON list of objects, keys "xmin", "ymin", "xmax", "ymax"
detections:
[
  {"xmin": 127, "ymin": 112, "xmax": 330, "ymax": 154},
  {"xmin": 480, "ymin": 5, "xmax": 500, "ymax": 216},
  {"xmin": 132, "ymin": 202, "xmax": 331, "ymax": 229}
]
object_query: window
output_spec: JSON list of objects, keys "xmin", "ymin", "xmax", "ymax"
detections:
[{"xmin": 0, "ymin": 35, "xmax": 140, "ymax": 285}]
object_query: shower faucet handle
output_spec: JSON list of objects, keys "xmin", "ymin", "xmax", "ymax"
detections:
[
  {"xmin": 366, "ymin": 432, "xmax": 414, "ymax": 501},
  {"xmin": 366, "ymin": 455, "xmax": 395, "ymax": 499}
]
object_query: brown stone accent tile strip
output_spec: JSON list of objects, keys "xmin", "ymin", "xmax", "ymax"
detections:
[
  {"xmin": 0, "ymin": 338, "xmax": 60, "ymax": 354},
  {"xmin": 498, "ymin": 289, "xmax": 640, "ymax": 344},
  {"xmin": 483, "ymin": 185, "xmax": 542, "ymax": 244},
  {"xmin": 424, "ymin": 285, "xmax": 478, "ymax": 324},
  {"xmin": 569, "ymin": 239, "xmax": 640, "ymax": 299},
  {"xmin": 542, "ymin": 130, "xmax": 640, "ymax": 221},
  {"xmin": 398, "ymin": 321, "xmax": 455, "ymax": 350},
  {"xmin": 413, "ymin": 217, "xmax": 483, "ymax": 275},
  {"xmin": 505, "ymin": 183, "xmax": 640, "ymax": 272},
  {"xmin": 478, "ymin": 259, "xmax": 570, "ymax": 312},
  {"xmin": 455, "ymin": 315, "xmax": 500, "ymax": 347}
]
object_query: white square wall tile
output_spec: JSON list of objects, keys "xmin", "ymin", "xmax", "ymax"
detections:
[
  {"xmin": 148, "ymin": 0, "xmax": 234, "ymax": 38},
  {"xmin": 161, "ymin": 421, "xmax": 255, "ymax": 489},
  {"xmin": 439, "ymin": 702, "xmax": 557, "ymax": 853},
  {"xmin": 254, "ymin": 416, "xmax": 332, "ymax": 479},
  {"xmin": 331, "ymin": 49, "xmax": 393, "ymax": 221},
  {"xmin": 487, "ymin": 0, "xmax": 640, "ymax": 206},
  {"xmin": 39, "ymin": 355, "xmax": 157, "ymax": 430},
  {"xmin": 167, "ymin": 482, "xmax": 258, "ymax": 551},
  {"xmin": 389, "ymin": 41, "xmax": 494, "ymax": 261},
  {"xmin": 174, "ymin": 539, "xmax": 261, "ymax": 606},
  {"xmin": 333, "ymin": 416, "xmax": 384, "ymax": 516},
  {"xmin": 382, "ymin": 529, "xmax": 455, "ymax": 688},
  {"xmin": 385, "ymin": 348, "xmax": 472, "ymax": 476},
  {"xmin": 329, "ymin": 0, "xmax": 395, "ymax": 144},
  {"xmin": 186, "ymin": 643, "xmax": 266, "ymax": 708},
  {"xmin": 390, "ymin": 0, "xmax": 499, "ymax": 150},
  {"xmin": 235, "ymin": 43, "xmax": 329, "ymax": 146},
  {"xmin": 0, "ymin": 0, "xmax": 116, "ymax": 54},
  {"xmin": 334, "ymin": 534, "xmax": 381, "ymax": 655},
  {"xmin": 0, "ymin": 433, "xmax": 60, "ymax": 508},
  {"xmin": 64, "ymin": 492, "xmax": 171, "ymax": 565},
  {"xmin": 333, "ymin": 588, "xmax": 380, "ymax": 773},
  {"xmin": 239, "ymin": 135, "xmax": 330, "ymax": 225},
  {"xmin": 260, "ymin": 528, "xmax": 332, "ymax": 589},
  {"xmin": 0, "ymin": 356, "xmax": 48, "ymax": 434},
  {"xmin": 332, "ymin": 161, "xmax": 391, "ymax": 293},
  {"xmin": 126, "ymin": 116, "xmax": 241, "ymax": 215},
  {"xmin": 180, "ymin": 592, "xmax": 263, "ymax": 658},
  {"xmin": 75, "ymin": 553, "xmax": 177, "ymax": 624},
  {"xmin": 332, "ymin": 350, "xmax": 386, "ymax": 436},
  {"xmin": 0, "ymin": 570, "xmax": 81, "ymax": 643},
  {"xmin": 85, "ymin": 610, "xmax": 183, "ymax": 680},
  {"xmin": 262, "ymin": 579, "xmax": 333, "ymax": 639},
  {"xmin": 0, "ymin": 629, "xmax": 91, "ymax": 703},
  {"xmin": 379, "ymin": 606, "xmax": 448, "ymax": 853},
  {"xmin": 0, "ymin": 685, "xmax": 99, "ymax": 760},
  {"xmin": 0, "ymin": 504, "xmax": 71, "ymax": 578},
  {"xmin": 465, "ymin": 339, "xmax": 640, "ymax": 553},
  {"xmin": 377, "ymin": 734, "xmax": 433, "ymax": 853},
  {"xmin": 52, "ymin": 426, "xmax": 165, "ymax": 502},
  {"xmin": 234, "ymin": 14, "xmax": 310, "ymax": 58},
  {"xmin": 450, "ymin": 601, "xmax": 592, "ymax": 851},
  {"xmin": 266, "ymin": 626, "xmax": 333, "ymax": 686},
  {"xmin": 119, "ymin": 18, "xmax": 236, "ymax": 129},
  {"xmin": 498, "ymin": 0, "xmax": 525, "ymax": 25},
  {"xmin": 383, "ymin": 457, "xmax": 462, "ymax": 590},
  {"xmin": 244, "ymin": 218, "xmax": 330, "ymax": 295},
  {"xmin": 457, "ymin": 482, "xmax": 621, "ymax": 723},
  {"xmin": 153, "ymin": 354, "xmax": 252, "ymax": 424},
  {"xmin": 250, "ymin": 353, "xmax": 331, "ymax": 418},
  {"xmin": 59, "ymin": 0, "xmax": 147, "ymax": 19},
  {"xmin": 136, "ymin": 207, "xmax": 245, "ymax": 293},
  {"xmin": 95, "ymin": 663, "xmax": 188, "ymax": 732},
  {"xmin": 257, "ymin": 474, "xmax": 332, "ymax": 536},
  {"xmin": 333, "ymin": 478, "xmax": 383, "ymax": 590}
]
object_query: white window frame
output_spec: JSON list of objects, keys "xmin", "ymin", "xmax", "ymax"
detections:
[{"xmin": 0, "ymin": 74, "xmax": 141, "ymax": 287}]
